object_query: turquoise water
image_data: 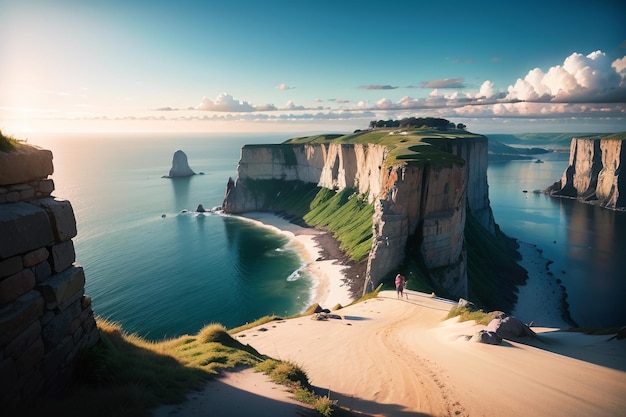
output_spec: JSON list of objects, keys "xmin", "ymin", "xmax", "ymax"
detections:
[
  {"xmin": 33, "ymin": 132, "xmax": 313, "ymax": 340},
  {"xmin": 31, "ymin": 132, "xmax": 625, "ymax": 338}
]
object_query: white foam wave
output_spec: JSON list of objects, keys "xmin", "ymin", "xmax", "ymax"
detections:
[{"xmin": 287, "ymin": 263, "xmax": 309, "ymax": 281}]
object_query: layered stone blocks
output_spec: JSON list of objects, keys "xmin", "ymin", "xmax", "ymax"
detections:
[{"xmin": 0, "ymin": 147, "xmax": 99, "ymax": 409}]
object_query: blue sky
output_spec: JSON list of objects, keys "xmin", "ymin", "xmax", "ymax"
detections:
[{"xmin": 1, "ymin": 0, "xmax": 625, "ymax": 135}]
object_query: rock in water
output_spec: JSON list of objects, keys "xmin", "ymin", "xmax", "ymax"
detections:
[{"xmin": 167, "ymin": 150, "xmax": 195, "ymax": 177}]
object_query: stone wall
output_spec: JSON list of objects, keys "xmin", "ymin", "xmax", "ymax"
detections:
[{"xmin": 0, "ymin": 146, "xmax": 99, "ymax": 409}]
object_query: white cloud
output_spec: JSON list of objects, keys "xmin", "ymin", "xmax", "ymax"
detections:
[
  {"xmin": 197, "ymin": 93, "xmax": 255, "ymax": 112},
  {"xmin": 254, "ymin": 103, "xmax": 278, "ymax": 111},
  {"xmin": 475, "ymin": 81, "xmax": 495, "ymax": 99},
  {"xmin": 276, "ymin": 83, "xmax": 295, "ymax": 90},
  {"xmin": 283, "ymin": 100, "xmax": 305, "ymax": 111},
  {"xmin": 506, "ymin": 51, "xmax": 626, "ymax": 103}
]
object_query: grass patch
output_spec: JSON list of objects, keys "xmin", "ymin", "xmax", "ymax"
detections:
[
  {"xmin": 255, "ymin": 359, "xmax": 338, "ymax": 416},
  {"xmin": 238, "ymin": 180, "xmax": 374, "ymax": 262},
  {"xmin": 303, "ymin": 188, "xmax": 374, "ymax": 261},
  {"xmin": 283, "ymin": 128, "xmax": 480, "ymax": 168},
  {"xmin": 11, "ymin": 315, "xmax": 355, "ymax": 417},
  {"xmin": 228, "ymin": 314, "xmax": 285, "ymax": 334},
  {"xmin": 445, "ymin": 305, "xmax": 497, "ymax": 326},
  {"xmin": 0, "ymin": 130, "xmax": 26, "ymax": 152}
]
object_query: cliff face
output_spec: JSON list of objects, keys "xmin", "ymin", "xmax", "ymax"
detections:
[
  {"xmin": 548, "ymin": 137, "xmax": 625, "ymax": 210},
  {"xmin": 223, "ymin": 143, "xmax": 389, "ymax": 212},
  {"xmin": 223, "ymin": 135, "xmax": 493, "ymax": 299}
]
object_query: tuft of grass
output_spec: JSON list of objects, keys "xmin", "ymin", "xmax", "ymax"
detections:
[
  {"xmin": 256, "ymin": 359, "xmax": 338, "ymax": 417},
  {"xmin": 445, "ymin": 305, "xmax": 497, "ymax": 326},
  {"xmin": 0, "ymin": 130, "xmax": 24, "ymax": 152},
  {"xmin": 228, "ymin": 314, "xmax": 285, "ymax": 334},
  {"xmin": 256, "ymin": 359, "xmax": 310, "ymax": 387},
  {"xmin": 347, "ymin": 283, "xmax": 383, "ymax": 305}
]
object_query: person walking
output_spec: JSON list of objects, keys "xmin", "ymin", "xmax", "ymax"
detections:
[{"xmin": 395, "ymin": 273, "xmax": 405, "ymax": 299}]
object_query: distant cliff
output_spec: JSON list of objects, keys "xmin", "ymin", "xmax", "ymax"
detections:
[
  {"xmin": 223, "ymin": 129, "xmax": 522, "ymax": 308},
  {"xmin": 547, "ymin": 133, "xmax": 626, "ymax": 210}
]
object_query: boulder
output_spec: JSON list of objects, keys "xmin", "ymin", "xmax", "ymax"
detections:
[
  {"xmin": 167, "ymin": 150, "xmax": 195, "ymax": 177},
  {"xmin": 457, "ymin": 298, "xmax": 478, "ymax": 312},
  {"xmin": 470, "ymin": 330, "xmax": 502, "ymax": 345},
  {"xmin": 486, "ymin": 315, "xmax": 535, "ymax": 338}
]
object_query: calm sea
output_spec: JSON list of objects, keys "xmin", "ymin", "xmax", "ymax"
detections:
[
  {"xmin": 32, "ymin": 132, "xmax": 314, "ymax": 340},
  {"xmin": 30, "ymin": 132, "xmax": 625, "ymax": 339},
  {"xmin": 487, "ymin": 151, "xmax": 626, "ymax": 328}
]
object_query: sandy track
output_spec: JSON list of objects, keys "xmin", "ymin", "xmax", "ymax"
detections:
[
  {"xmin": 155, "ymin": 290, "xmax": 626, "ymax": 417},
  {"xmin": 236, "ymin": 291, "xmax": 459, "ymax": 416},
  {"xmin": 235, "ymin": 291, "xmax": 626, "ymax": 417}
]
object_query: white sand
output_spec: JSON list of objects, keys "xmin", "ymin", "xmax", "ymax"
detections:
[{"xmin": 232, "ymin": 212, "xmax": 355, "ymax": 309}]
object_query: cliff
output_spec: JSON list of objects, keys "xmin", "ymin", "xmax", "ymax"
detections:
[
  {"xmin": 547, "ymin": 133, "xmax": 626, "ymax": 210},
  {"xmin": 0, "ymin": 145, "xmax": 99, "ymax": 409},
  {"xmin": 223, "ymin": 129, "xmax": 499, "ymax": 301}
]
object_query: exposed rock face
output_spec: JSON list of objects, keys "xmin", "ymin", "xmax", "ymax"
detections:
[
  {"xmin": 223, "ymin": 136, "xmax": 493, "ymax": 299},
  {"xmin": 547, "ymin": 137, "xmax": 625, "ymax": 210},
  {"xmin": 167, "ymin": 150, "xmax": 195, "ymax": 177}
]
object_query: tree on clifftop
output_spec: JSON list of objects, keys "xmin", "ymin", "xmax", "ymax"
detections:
[{"xmin": 368, "ymin": 117, "xmax": 453, "ymax": 130}]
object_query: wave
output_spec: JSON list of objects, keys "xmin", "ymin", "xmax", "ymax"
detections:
[{"xmin": 287, "ymin": 263, "xmax": 309, "ymax": 281}]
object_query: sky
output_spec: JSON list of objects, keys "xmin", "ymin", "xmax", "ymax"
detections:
[{"xmin": 1, "ymin": 0, "xmax": 626, "ymax": 136}]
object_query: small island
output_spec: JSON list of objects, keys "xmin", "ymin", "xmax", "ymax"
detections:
[{"xmin": 164, "ymin": 149, "xmax": 196, "ymax": 178}]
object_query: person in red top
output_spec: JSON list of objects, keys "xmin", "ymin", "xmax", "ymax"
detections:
[{"xmin": 395, "ymin": 273, "xmax": 405, "ymax": 299}]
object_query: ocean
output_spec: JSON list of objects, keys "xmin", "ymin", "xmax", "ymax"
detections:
[{"xmin": 30, "ymin": 131, "xmax": 625, "ymax": 340}]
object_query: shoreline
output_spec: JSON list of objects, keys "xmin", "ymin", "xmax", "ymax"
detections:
[
  {"xmin": 231, "ymin": 211, "xmax": 573, "ymax": 330},
  {"xmin": 232, "ymin": 212, "xmax": 357, "ymax": 310},
  {"xmin": 511, "ymin": 240, "xmax": 571, "ymax": 328}
]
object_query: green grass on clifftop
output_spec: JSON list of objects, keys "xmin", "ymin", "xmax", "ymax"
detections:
[{"xmin": 284, "ymin": 128, "xmax": 482, "ymax": 168}]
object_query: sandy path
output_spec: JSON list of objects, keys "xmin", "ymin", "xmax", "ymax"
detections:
[
  {"xmin": 235, "ymin": 291, "xmax": 626, "ymax": 417},
  {"xmin": 236, "ymin": 291, "xmax": 458, "ymax": 416}
]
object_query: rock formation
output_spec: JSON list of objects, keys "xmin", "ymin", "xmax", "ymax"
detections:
[
  {"xmin": 0, "ymin": 145, "xmax": 99, "ymax": 408},
  {"xmin": 166, "ymin": 150, "xmax": 195, "ymax": 177},
  {"xmin": 222, "ymin": 131, "xmax": 496, "ymax": 300},
  {"xmin": 547, "ymin": 135, "xmax": 625, "ymax": 210}
]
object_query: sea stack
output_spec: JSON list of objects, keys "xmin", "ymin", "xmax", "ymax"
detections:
[{"xmin": 167, "ymin": 150, "xmax": 195, "ymax": 177}]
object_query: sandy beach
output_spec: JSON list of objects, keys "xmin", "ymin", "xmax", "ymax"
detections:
[
  {"xmin": 232, "ymin": 212, "xmax": 357, "ymax": 309},
  {"xmin": 154, "ymin": 214, "xmax": 626, "ymax": 417}
]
